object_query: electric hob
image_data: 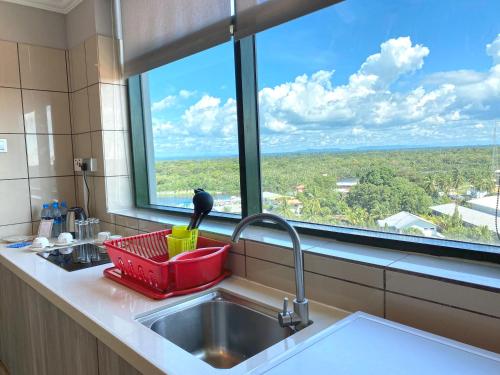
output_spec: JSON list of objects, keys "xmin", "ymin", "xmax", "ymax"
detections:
[{"xmin": 37, "ymin": 243, "xmax": 110, "ymax": 272}]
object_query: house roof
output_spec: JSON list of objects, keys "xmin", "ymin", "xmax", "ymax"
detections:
[
  {"xmin": 468, "ymin": 195, "xmax": 498, "ymax": 210},
  {"xmin": 377, "ymin": 211, "xmax": 436, "ymax": 230},
  {"xmin": 336, "ymin": 178, "xmax": 359, "ymax": 186},
  {"xmin": 431, "ymin": 203, "xmax": 497, "ymax": 232}
]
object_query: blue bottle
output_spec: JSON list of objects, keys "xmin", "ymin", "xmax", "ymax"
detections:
[
  {"xmin": 60, "ymin": 201, "xmax": 68, "ymax": 233},
  {"xmin": 41, "ymin": 203, "xmax": 52, "ymax": 221},
  {"xmin": 51, "ymin": 202, "xmax": 62, "ymax": 238}
]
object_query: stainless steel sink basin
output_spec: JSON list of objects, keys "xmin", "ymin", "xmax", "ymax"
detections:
[{"xmin": 137, "ymin": 290, "xmax": 296, "ymax": 369}]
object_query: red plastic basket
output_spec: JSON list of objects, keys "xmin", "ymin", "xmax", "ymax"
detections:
[{"xmin": 103, "ymin": 229, "xmax": 231, "ymax": 297}]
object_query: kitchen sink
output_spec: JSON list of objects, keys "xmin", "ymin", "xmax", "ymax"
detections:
[{"xmin": 137, "ymin": 289, "xmax": 296, "ymax": 369}]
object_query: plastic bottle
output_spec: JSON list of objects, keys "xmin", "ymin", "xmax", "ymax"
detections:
[
  {"xmin": 41, "ymin": 203, "xmax": 52, "ymax": 221},
  {"xmin": 51, "ymin": 202, "xmax": 62, "ymax": 238},
  {"xmin": 60, "ymin": 201, "xmax": 68, "ymax": 233}
]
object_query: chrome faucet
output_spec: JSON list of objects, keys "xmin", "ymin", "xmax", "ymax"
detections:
[{"xmin": 231, "ymin": 213, "xmax": 310, "ymax": 330}]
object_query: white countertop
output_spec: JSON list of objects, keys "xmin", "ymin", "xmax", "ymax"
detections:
[
  {"xmin": 261, "ymin": 312, "xmax": 500, "ymax": 374},
  {"xmin": 1, "ymin": 242, "xmax": 499, "ymax": 374},
  {"xmin": 0, "ymin": 243, "xmax": 349, "ymax": 375}
]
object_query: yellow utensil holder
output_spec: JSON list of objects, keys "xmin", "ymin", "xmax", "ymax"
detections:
[{"xmin": 166, "ymin": 225, "xmax": 198, "ymax": 258}]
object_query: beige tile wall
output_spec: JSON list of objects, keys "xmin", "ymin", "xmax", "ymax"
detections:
[
  {"xmin": 68, "ymin": 34, "xmax": 132, "ymax": 228},
  {"xmin": 0, "ymin": 40, "xmax": 75, "ymax": 235}
]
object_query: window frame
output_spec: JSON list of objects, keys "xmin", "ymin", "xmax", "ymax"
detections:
[{"xmin": 128, "ymin": 36, "xmax": 500, "ymax": 264}]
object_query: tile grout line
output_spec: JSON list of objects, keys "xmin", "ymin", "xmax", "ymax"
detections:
[
  {"xmin": 383, "ymin": 269, "xmax": 387, "ymax": 318},
  {"xmin": 245, "ymin": 253, "xmax": 385, "ymax": 291},
  {"xmin": 83, "ymin": 40, "xmax": 97, "ymax": 217},
  {"xmin": 65, "ymin": 49, "xmax": 79, "ymax": 215},
  {"xmin": 386, "ymin": 267, "xmax": 500, "ymax": 294},
  {"xmin": 16, "ymin": 42, "xmax": 34, "ymax": 227},
  {"xmin": 0, "ymin": 221, "xmax": 33, "ymax": 228},
  {"xmin": 1, "ymin": 86, "xmax": 69, "ymax": 94},
  {"xmin": 386, "ymin": 290, "xmax": 500, "ymax": 320}
]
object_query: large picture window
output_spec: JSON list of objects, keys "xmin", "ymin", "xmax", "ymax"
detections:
[
  {"xmin": 141, "ymin": 42, "xmax": 241, "ymax": 214},
  {"xmin": 131, "ymin": 0, "xmax": 500, "ymax": 260},
  {"xmin": 256, "ymin": 0, "xmax": 500, "ymax": 246}
]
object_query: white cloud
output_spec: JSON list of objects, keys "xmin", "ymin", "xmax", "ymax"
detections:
[
  {"xmin": 152, "ymin": 35, "xmax": 500, "ymax": 157},
  {"xmin": 486, "ymin": 34, "xmax": 500, "ymax": 65},
  {"xmin": 179, "ymin": 89, "xmax": 195, "ymax": 99},
  {"xmin": 351, "ymin": 126, "xmax": 365, "ymax": 135},
  {"xmin": 151, "ymin": 90, "xmax": 197, "ymax": 112},
  {"xmin": 182, "ymin": 95, "xmax": 237, "ymax": 137},
  {"xmin": 152, "ymin": 95, "xmax": 176, "ymax": 112},
  {"xmin": 357, "ymin": 36, "xmax": 430, "ymax": 89}
]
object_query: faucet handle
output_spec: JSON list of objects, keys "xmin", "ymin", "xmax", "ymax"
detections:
[{"xmin": 282, "ymin": 297, "xmax": 289, "ymax": 314}]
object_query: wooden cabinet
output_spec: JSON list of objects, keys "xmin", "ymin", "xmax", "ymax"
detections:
[
  {"xmin": 0, "ymin": 264, "xmax": 142, "ymax": 375},
  {"xmin": 98, "ymin": 341, "xmax": 143, "ymax": 375}
]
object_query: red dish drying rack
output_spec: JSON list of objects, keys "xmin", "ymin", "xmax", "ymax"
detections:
[{"xmin": 103, "ymin": 229, "xmax": 231, "ymax": 299}]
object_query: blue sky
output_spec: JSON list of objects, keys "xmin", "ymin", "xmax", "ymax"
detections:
[{"xmin": 147, "ymin": 0, "xmax": 500, "ymax": 159}]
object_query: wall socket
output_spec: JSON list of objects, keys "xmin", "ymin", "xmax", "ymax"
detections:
[
  {"xmin": 74, "ymin": 158, "xmax": 83, "ymax": 172},
  {"xmin": 74, "ymin": 158, "xmax": 97, "ymax": 172}
]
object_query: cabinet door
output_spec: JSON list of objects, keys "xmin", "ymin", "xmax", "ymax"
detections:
[
  {"xmin": 0, "ymin": 263, "xmax": 37, "ymax": 374},
  {"xmin": 98, "ymin": 340, "xmax": 143, "ymax": 375},
  {"xmin": 0, "ymin": 264, "xmax": 99, "ymax": 375}
]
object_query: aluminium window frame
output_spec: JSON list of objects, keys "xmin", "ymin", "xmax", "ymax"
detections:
[{"xmin": 128, "ymin": 36, "xmax": 500, "ymax": 264}]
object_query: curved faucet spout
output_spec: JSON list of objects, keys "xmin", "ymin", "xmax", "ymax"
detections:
[{"xmin": 231, "ymin": 213, "xmax": 310, "ymax": 329}]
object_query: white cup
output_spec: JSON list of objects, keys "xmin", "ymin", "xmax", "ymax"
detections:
[
  {"xmin": 56, "ymin": 232, "xmax": 73, "ymax": 245},
  {"xmin": 32, "ymin": 237, "xmax": 50, "ymax": 249},
  {"xmin": 97, "ymin": 231, "xmax": 111, "ymax": 243}
]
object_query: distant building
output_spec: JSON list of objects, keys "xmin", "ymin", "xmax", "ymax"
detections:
[
  {"xmin": 262, "ymin": 192, "xmax": 302, "ymax": 215},
  {"xmin": 467, "ymin": 195, "xmax": 498, "ymax": 216},
  {"xmin": 431, "ymin": 203, "xmax": 496, "ymax": 232},
  {"xmin": 336, "ymin": 178, "xmax": 358, "ymax": 193},
  {"xmin": 466, "ymin": 188, "xmax": 489, "ymax": 199},
  {"xmin": 377, "ymin": 211, "xmax": 441, "ymax": 238}
]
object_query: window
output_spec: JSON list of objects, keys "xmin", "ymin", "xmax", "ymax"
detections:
[
  {"xmin": 256, "ymin": 0, "xmax": 500, "ymax": 246},
  {"xmin": 140, "ymin": 42, "xmax": 241, "ymax": 214},
  {"xmin": 130, "ymin": 0, "xmax": 500, "ymax": 260}
]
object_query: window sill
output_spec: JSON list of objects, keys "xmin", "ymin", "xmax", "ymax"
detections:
[{"xmin": 109, "ymin": 207, "xmax": 500, "ymax": 293}]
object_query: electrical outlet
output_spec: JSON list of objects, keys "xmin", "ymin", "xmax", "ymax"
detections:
[
  {"xmin": 83, "ymin": 158, "xmax": 97, "ymax": 172},
  {"xmin": 74, "ymin": 158, "xmax": 83, "ymax": 172}
]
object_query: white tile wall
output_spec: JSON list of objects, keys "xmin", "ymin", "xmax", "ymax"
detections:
[
  {"xmin": 0, "ymin": 179, "xmax": 31, "ymax": 226},
  {"xmin": 0, "ymin": 40, "xmax": 21, "ymax": 88},
  {"xmin": 26, "ymin": 134, "xmax": 74, "ymax": 177},
  {"xmin": 68, "ymin": 42, "xmax": 87, "ymax": 92},
  {"xmin": 0, "ymin": 88, "xmax": 23, "ymax": 133},
  {"xmin": 70, "ymin": 88, "xmax": 90, "ymax": 134},
  {"xmin": 0, "ymin": 41, "xmax": 73, "ymax": 235},
  {"xmin": 23, "ymin": 90, "xmax": 71, "ymax": 134},
  {"xmin": 386, "ymin": 292, "xmax": 500, "ymax": 353},
  {"xmin": 246, "ymin": 240, "xmax": 294, "ymax": 266},
  {"xmin": 386, "ymin": 270, "xmax": 500, "ymax": 318},
  {"xmin": 0, "ymin": 134, "xmax": 28, "ymax": 179},
  {"xmin": 246, "ymin": 257, "xmax": 295, "ymax": 293},
  {"xmin": 0, "ymin": 223, "xmax": 32, "ymax": 238},
  {"xmin": 18, "ymin": 44, "xmax": 67, "ymax": 92},
  {"xmin": 225, "ymin": 253, "xmax": 246, "ymax": 277},
  {"xmin": 138, "ymin": 219, "xmax": 169, "ymax": 233},
  {"xmin": 305, "ymin": 271, "xmax": 384, "ymax": 316}
]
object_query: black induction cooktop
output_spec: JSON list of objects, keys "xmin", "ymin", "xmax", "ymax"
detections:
[{"xmin": 37, "ymin": 243, "xmax": 110, "ymax": 272}]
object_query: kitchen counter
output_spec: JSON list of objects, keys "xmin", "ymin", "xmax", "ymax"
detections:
[
  {"xmin": 1, "ymin": 242, "xmax": 499, "ymax": 374},
  {"xmin": 0, "ymin": 243, "xmax": 348, "ymax": 374}
]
